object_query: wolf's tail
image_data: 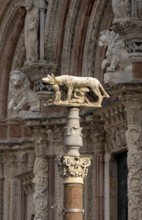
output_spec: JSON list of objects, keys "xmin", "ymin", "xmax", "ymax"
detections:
[{"xmin": 99, "ymin": 83, "xmax": 110, "ymax": 98}]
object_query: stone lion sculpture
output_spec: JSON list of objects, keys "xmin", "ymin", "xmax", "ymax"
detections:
[
  {"xmin": 8, "ymin": 70, "xmax": 40, "ymax": 112},
  {"xmin": 99, "ymin": 30, "xmax": 131, "ymax": 72}
]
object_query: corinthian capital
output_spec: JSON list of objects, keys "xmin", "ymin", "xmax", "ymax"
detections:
[{"xmin": 57, "ymin": 155, "xmax": 91, "ymax": 184}]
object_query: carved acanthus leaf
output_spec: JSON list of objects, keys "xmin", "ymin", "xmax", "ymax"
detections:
[{"xmin": 57, "ymin": 155, "xmax": 91, "ymax": 179}]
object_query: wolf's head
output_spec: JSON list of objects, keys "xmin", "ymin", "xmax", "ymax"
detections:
[{"xmin": 42, "ymin": 74, "xmax": 56, "ymax": 85}]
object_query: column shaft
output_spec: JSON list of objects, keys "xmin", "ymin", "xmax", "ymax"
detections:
[
  {"xmin": 125, "ymin": 96, "xmax": 142, "ymax": 220},
  {"xmin": 0, "ymin": 160, "xmax": 3, "ymax": 220},
  {"xmin": 64, "ymin": 184, "xmax": 83, "ymax": 220},
  {"xmin": 32, "ymin": 127, "xmax": 49, "ymax": 220}
]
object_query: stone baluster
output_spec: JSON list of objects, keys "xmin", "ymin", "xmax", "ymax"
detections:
[
  {"xmin": 124, "ymin": 94, "xmax": 142, "ymax": 220},
  {"xmin": 57, "ymin": 108, "xmax": 91, "ymax": 220},
  {"xmin": 32, "ymin": 127, "xmax": 49, "ymax": 220}
]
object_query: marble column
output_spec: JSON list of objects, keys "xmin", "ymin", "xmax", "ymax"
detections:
[
  {"xmin": 39, "ymin": 0, "xmax": 47, "ymax": 61},
  {"xmin": 0, "ymin": 157, "xmax": 3, "ymax": 220},
  {"xmin": 57, "ymin": 155, "xmax": 91, "ymax": 220},
  {"xmin": 3, "ymin": 152, "xmax": 18, "ymax": 220},
  {"xmin": 32, "ymin": 127, "xmax": 48, "ymax": 220},
  {"xmin": 57, "ymin": 108, "xmax": 91, "ymax": 220},
  {"xmin": 124, "ymin": 94, "xmax": 142, "ymax": 220},
  {"xmin": 91, "ymin": 124, "xmax": 104, "ymax": 220}
]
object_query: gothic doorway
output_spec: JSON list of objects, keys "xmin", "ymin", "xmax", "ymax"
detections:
[{"xmin": 117, "ymin": 151, "xmax": 128, "ymax": 220}]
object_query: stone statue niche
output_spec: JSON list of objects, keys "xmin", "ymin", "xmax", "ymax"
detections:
[
  {"xmin": 112, "ymin": 0, "xmax": 131, "ymax": 23},
  {"xmin": 24, "ymin": 0, "xmax": 39, "ymax": 65},
  {"xmin": 8, "ymin": 70, "xmax": 40, "ymax": 113},
  {"xmin": 99, "ymin": 30, "xmax": 133, "ymax": 84},
  {"xmin": 42, "ymin": 74, "xmax": 110, "ymax": 107}
]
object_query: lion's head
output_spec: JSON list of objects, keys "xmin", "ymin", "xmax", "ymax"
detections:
[
  {"xmin": 99, "ymin": 30, "xmax": 119, "ymax": 47},
  {"xmin": 10, "ymin": 70, "xmax": 30, "ymax": 90}
]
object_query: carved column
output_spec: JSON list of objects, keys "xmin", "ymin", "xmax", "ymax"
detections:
[
  {"xmin": 57, "ymin": 155, "xmax": 91, "ymax": 220},
  {"xmin": 32, "ymin": 127, "xmax": 49, "ymax": 220},
  {"xmin": 91, "ymin": 123, "xmax": 104, "ymax": 220},
  {"xmin": 0, "ymin": 157, "xmax": 3, "ymax": 220},
  {"xmin": 15, "ymin": 151, "xmax": 28, "ymax": 220},
  {"xmin": 39, "ymin": 0, "xmax": 47, "ymax": 61},
  {"xmin": 57, "ymin": 108, "xmax": 91, "ymax": 220},
  {"xmin": 3, "ymin": 152, "xmax": 17, "ymax": 220},
  {"xmin": 124, "ymin": 94, "xmax": 142, "ymax": 220}
]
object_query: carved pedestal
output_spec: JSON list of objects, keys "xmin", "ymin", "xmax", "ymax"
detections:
[{"xmin": 124, "ymin": 94, "xmax": 142, "ymax": 220}]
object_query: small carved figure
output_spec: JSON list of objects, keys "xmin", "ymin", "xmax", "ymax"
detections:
[
  {"xmin": 70, "ymin": 87, "xmax": 91, "ymax": 104},
  {"xmin": 42, "ymin": 74, "xmax": 109, "ymax": 105},
  {"xmin": 99, "ymin": 30, "xmax": 131, "ymax": 72},
  {"xmin": 112, "ymin": 0, "xmax": 131, "ymax": 23},
  {"xmin": 8, "ymin": 70, "xmax": 40, "ymax": 112},
  {"xmin": 24, "ymin": 0, "xmax": 39, "ymax": 65},
  {"xmin": 52, "ymin": 84, "xmax": 61, "ymax": 103}
]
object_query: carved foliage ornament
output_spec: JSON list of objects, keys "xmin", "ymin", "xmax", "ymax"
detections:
[
  {"xmin": 42, "ymin": 74, "xmax": 109, "ymax": 107},
  {"xmin": 57, "ymin": 156, "xmax": 91, "ymax": 179}
]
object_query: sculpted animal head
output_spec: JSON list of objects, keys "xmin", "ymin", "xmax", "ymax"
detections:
[
  {"xmin": 10, "ymin": 70, "xmax": 30, "ymax": 89},
  {"xmin": 42, "ymin": 74, "xmax": 58, "ymax": 85},
  {"xmin": 99, "ymin": 30, "xmax": 119, "ymax": 47}
]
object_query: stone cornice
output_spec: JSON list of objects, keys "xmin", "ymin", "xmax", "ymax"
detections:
[
  {"xmin": 0, "ymin": 140, "xmax": 33, "ymax": 151},
  {"xmin": 112, "ymin": 20, "xmax": 142, "ymax": 39},
  {"xmin": 105, "ymin": 82, "xmax": 142, "ymax": 96}
]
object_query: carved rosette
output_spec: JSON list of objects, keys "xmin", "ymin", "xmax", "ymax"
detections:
[
  {"xmin": 124, "ymin": 95, "xmax": 142, "ymax": 220},
  {"xmin": 57, "ymin": 155, "xmax": 91, "ymax": 184}
]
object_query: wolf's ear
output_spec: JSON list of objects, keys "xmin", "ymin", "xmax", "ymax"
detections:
[
  {"xmin": 48, "ymin": 74, "xmax": 52, "ymax": 79},
  {"xmin": 51, "ymin": 73, "xmax": 55, "ymax": 79}
]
